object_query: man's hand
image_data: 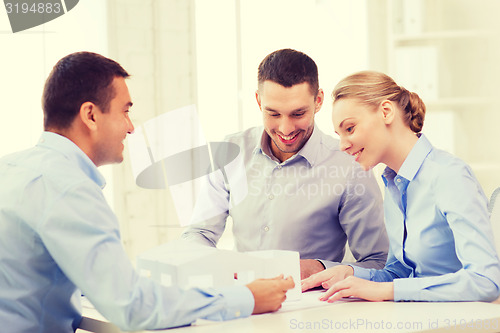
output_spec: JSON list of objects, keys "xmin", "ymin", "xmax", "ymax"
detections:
[
  {"xmin": 301, "ymin": 265, "xmax": 354, "ymax": 291},
  {"xmin": 300, "ymin": 259, "xmax": 325, "ymax": 280},
  {"xmin": 319, "ymin": 276, "xmax": 394, "ymax": 302},
  {"xmin": 246, "ymin": 275, "xmax": 295, "ymax": 314}
]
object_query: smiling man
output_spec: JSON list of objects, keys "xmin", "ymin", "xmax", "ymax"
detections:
[
  {"xmin": 182, "ymin": 48, "xmax": 389, "ymax": 279},
  {"xmin": 0, "ymin": 52, "xmax": 294, "ymax": 333},
  {"xmin": 257, "ymin": 80, "xmax": 317, "ymax": 162}
]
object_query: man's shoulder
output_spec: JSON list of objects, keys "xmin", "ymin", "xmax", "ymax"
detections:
[
  {"xmin": 0, "ymin": 146, "xmax": 45, "ymax": 177},
  {"xmin": 313, "ymin": 129, "xmax": 353, "ymax": 163},
  {"xmin": 0, "ymin": 146, "xmax": 91, "ymax": 191},
  {"xmin": 316, "ymin": 129, "xmax": 340, "ymax": 152},
  {"xmin": 224, "ymin": 126, "xmax": 262, "ymax": 139},
  {"xmin": 310, "ymin": 129, "xmax": 376, "ymax": 181},
  {"xmin": 223, "ymin": 126, "xmax": 263, "ymax": 147}
]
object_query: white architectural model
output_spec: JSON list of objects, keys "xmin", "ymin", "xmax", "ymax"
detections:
[{"xmin": 137, "ymin": 240, "xmax": 302, "ymax": 301}]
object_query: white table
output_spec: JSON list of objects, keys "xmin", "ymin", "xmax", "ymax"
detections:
[{"xmin": 78, "ymin": 291, "xmax": 500, "ymax": 333}]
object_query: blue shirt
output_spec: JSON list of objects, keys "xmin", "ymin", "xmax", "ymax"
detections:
[
  {"xmin": 182, "ymin": 126, "xmax": 388, "ymax": 269},
  {"xmin": 0, "ymin": 132, "xmax": 253, "ymax": 333},
  {"xmin": 353, "ymin": 134, "xmax": 500, "ymax": 301}
]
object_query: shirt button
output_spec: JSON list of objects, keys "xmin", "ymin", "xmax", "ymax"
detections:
[
  {"xmin": 396, "ymin": 178, "xmax": 401, "ymax": 183},
  {"xmin": 269, "ymin": 194, "xmax": 274, "ymax": 200},
  {"xmin": 263, "ymin": 226, "xmax": 270, "ymax": 232},
  {"xmin": 277, "ymin": 165, "xmax": 282, "ymax": 170}
]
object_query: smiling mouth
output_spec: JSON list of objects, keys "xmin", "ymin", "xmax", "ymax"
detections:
[
  {"xmin": 352, "ymin": 148, "xmax": 364, "ymax": 161},
  {"xmin": 277, "ymin": 132, "xmax": 299, "ymax": 144}
]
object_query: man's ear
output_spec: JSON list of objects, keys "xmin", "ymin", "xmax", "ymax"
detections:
[
  {"xmin": 380, "ymin": 100, "xmax": 395, "ymax": 124},
  {"xmin": 79, "ymin": 102, "xmax": 99, "ymax": 132},
  {"xmin": 314, "ymin": 89, "xmax": 324, "ymax": 113},
  {"xmin": 255, "ymin": 90, "xmax": 262, "ymax": 110}
]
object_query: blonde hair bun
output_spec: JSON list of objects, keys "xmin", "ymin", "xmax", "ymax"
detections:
[{"xmin": 332, "ymin": 71, "xmax": 426, "ymax": 133}]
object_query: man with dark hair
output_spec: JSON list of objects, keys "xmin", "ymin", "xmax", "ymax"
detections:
[
  {"xmin": 258, "ymin": 48, "xmax": 319, "ymax": 94},
  {"xmin": 0, "ymin": 51, "xmax": 293, "ymax": 333},
  {"xmin": 183, "ymin": 48, "xmax": 389, "ymax": 279},
  {"xmin": 43, "ymin": 51, "xmax": 130, "ymax": 130}
]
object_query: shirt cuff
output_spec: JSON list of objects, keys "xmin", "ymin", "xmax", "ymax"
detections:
[
  {"xmin": 350, "ymin": 265, "xmax": 371, "ymax": 280},
  {"xmin": 315, "ymin": 259, "xmax": 327, "ymax": 269},
  {"xmin": 215, "ymin": 285, "xmax": 254, "ymax": 320},
  {"xmin": 319, "ymin": 260, "xmax": 341, "ymax": 269},
  {"xmin": 393, "ymin": 277, "xmax": 425, "ymax": 301}
]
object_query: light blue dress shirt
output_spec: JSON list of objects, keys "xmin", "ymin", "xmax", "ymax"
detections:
[
  {"xmin": 0, "ymin": 132, "xmax": 253, "ymax": 333},
  {"xmin": 352, "ymin": 134, "xmax": 500, "ymax": 301},
  {"xmin": 182, "ymin": 126, "xmax": 388, "ymax": 269}
]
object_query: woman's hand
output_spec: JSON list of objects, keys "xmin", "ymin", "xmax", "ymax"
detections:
[
  {"xmin": 301, "ymin": 265, "xmax": 354, "ymax": 291},
  {"xmin": 319, "ymin": 276, "xmax": 394, "ymax": 302}
]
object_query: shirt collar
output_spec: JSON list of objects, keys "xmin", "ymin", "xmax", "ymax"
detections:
[
  {"xmin": 253, "ymin": 125, "xmax": 321, "ymax": 167},
  {"xmin": 382, "ymin": 133, "xmax": 433, "ymax": 186},
  {"xmin": 36, "ymin": 131, "xmax": 106, "ymax": 188}
]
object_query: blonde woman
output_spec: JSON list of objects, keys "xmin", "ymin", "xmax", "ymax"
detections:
[{"xmin": 301, "ymin": 71, "xmax": 500, "ymax": 302}]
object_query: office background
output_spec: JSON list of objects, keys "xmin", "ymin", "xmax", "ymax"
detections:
[{"xmin": 1, "ymin": 0, "xmax": 499, "ymax": 262}]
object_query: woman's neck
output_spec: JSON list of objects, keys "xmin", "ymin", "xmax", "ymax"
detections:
[{"xmin": 384, "ymin": 129, "xmax": 419, "ymax": 173}]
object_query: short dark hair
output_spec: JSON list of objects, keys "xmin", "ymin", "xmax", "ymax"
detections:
[
  {"xmin": 257, "ymin": 48, "xmax": 319, "ymax": 95},
  {"xmin": 42, "ymin": 51, "xmax": 130, "ymax": 130}
]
